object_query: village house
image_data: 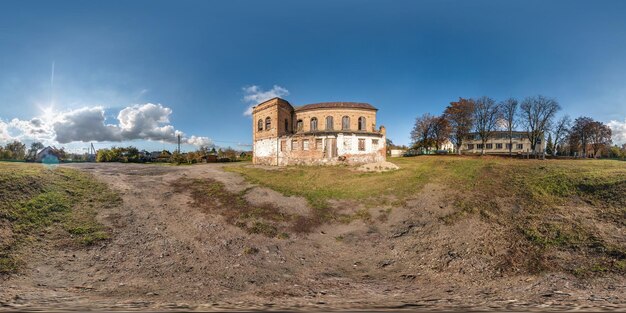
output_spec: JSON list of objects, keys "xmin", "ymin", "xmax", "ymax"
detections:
[
  {"xmin": 252, "ymin": 98, "xmax": 386, "ymax": 166},
  {"xmin": 35, "ymin": 146, "xmax": 63, "ymax": 163},
  {"xmin": 462, "ymin": 131, "xmax": 544, "ymax": 154}
]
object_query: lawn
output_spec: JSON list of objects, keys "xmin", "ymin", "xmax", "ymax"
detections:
[{"xmin": 0, "ymin": 162, "xmax": 121, "ymax": 274}]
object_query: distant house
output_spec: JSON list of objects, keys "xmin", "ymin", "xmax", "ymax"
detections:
[
  {"xmin": 462, "ymin": 131, "xmax": 544, "ymax": 154},
  {"xmin": 35, "ymin": 146, "xmax": 63, "ymax": 163}
]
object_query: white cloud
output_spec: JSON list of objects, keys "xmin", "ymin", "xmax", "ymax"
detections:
[
  {"xmin": 608, "ymin": 118, "xmax": 626, "ymax": 145},
  {"xmin": 0, "ymin": 103, "xmax": 211, "ymax": 147},
  {"xmin": 242, "ymin": 85, "xmax": 289, "ymax": 116},
  {"xmin": 185, "ymin": 135, "xmax": 212, "ymax": 147}
]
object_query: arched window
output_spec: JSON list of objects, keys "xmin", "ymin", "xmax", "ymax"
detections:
[
  {"xmin": 325, "ymin": 116, "xmax": 334, "ymax": 130},
  {"xmin": 358, "ymin": 117, "xmax": 366, "ymax": 131},
  {"xmin": 257, "ymin": 119, "xmax": 263, "ymax": 131},
  {"xmin": 265, "ymin": 117, "xmax": 271, "ymax": 130},
  {"xmin": 284, "ymin": 119, "xmax": 289, "ymax": 132},
  {"xmin": 310, "ymin": 117, "xmax": 318, "ymax": 131},
  {"xmin": 342, "ymin": 116, "xmax": 350, "ymax": 130},
  {"xmin": 296, "ymin": 119, "xmax": 303, "ymax": 132}
]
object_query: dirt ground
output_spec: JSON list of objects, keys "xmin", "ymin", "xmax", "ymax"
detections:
[{"xmin": 0, "ymin": 163, "xmax": 624, "ymax": 311}]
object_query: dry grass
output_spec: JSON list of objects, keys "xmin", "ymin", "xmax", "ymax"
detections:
[{"xmin": 227, "ymin": 156, "xmax": 626, "ymax": 276}]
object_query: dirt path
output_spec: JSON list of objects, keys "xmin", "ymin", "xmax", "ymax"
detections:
[{"xmin": 1, "ymin": 163, "xmax": 623, "ymax": 311}]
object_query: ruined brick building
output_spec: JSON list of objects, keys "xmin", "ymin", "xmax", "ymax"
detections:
[{"xmin": 252, "ymin": 98, "xmax": 386, "ymax": 166}]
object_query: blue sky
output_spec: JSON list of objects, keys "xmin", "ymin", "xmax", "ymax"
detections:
[{"xmin": 1, "ymin": 0, "xmax": 626, "ymax": 152}]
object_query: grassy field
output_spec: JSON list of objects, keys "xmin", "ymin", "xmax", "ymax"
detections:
[
  {"xmin": 0, "ymin": 162, "xmax": 121, "ymax": 274},
  {"xmin": 226, "ymin": 156, "xmax": 626, "ymax": 275}
]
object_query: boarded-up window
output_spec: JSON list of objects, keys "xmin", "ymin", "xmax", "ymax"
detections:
[
  {"xmin": 303, "ymin": 139, "xmax": 309, "ymax": 151},
  {"xmin": 292, "ymin": 140, "xmax": 298, "ymax": 150},
  {"xmin": 325, "ymin": 116, "xmax": 333, "ymax": 130},
  {"xmin": 358, "ymin": 138, "xmax": 365, "ymax": 151},
  {"xmin": 342, "ymin": 116, "xmax": 350, "ymax": 130},
  {"xmin": 296, "ymin": 120, "xmax": 303, "ymax": 132},
  {"xmin": 280, "ymin": 140, "xmax": 286, "ymax": 152},
  {"xmin": 265, "ymin": 117, "xmax": 271, "ymax": 130},
  {"xmin": 315, "ymin": 138, "xmax": 323, "ymax": 150},
  {"xmin": 310, "ymin": 118, "xmax": 318, "ymax": 131},
  {"xmin": 372, "ymin": 139, "xmax": 379, "ymax": 148}
]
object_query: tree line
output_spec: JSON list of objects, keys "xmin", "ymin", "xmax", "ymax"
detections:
[{"xmin": 410, "ymin": 95, "xmax": 622, "ymax": 158}]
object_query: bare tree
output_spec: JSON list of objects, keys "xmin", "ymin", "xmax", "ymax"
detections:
[
  {"xmin": 410, "ymin": 113, "xmax": 437, "ymax": 152},
  {"xmin": 499, "ymin": 98, "xmax": 518, "ymax": 156},
  {"xmin": 473, "ymin": 96, "xmax": 500, "ymax": 155},
  {"xmin": 443, "ymin": 98, "xmax": 475, "ymax": 155},
  {"xmin": 552, "ymin": 115, "xmax": 571, "ymax": 156},
  {"xmin": 519, "ymin": 95, "xmax": 561, "ymax": 155}
]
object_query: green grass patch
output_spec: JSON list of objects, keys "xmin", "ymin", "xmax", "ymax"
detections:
[{"xmin": 0, "ymin": 162, "xmax": 121, "ymax": 274}]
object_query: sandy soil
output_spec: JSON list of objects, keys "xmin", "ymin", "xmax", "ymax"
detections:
[{"xmin": 0, "ymin": 163, "xmax": 623, "ymax": 311}]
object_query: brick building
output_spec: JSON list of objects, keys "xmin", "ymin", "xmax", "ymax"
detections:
[{"xmin": 252, "ymin": 98, "xmax": 386, "ymax": 166}]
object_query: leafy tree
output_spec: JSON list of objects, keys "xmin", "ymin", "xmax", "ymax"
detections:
[
  {"xmin": 432, "ymin": 115, "xmax": 451, "ymax": 150},
  {"xmin": 588, "ymin": 121, "xmax": 612, "ymax": 157},
  {"xmin": 545, "ymin": 133, "xmax": 554, "ymax": 156},
  {"xmin": 4, "ymin": 140, "xmax": 26, "ymax": 160},
  {"xmin": 410, "ymin": 113, "xmax": 437, "ymax": 152},
  {"xmin": 472, "ymin": 96, "xmax": 500, "ymax": 155},
  {"xmin": 444, "ymin": 98, "xmax": 475, "ymax": 155},
  {"xmin": 569, "ymin": 116, "xmax": 594, "ymax": 157}
]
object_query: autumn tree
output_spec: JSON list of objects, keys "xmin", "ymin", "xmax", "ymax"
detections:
[
  {"xmin": 552, "ymin": 115, "xmax": 571, "ymax": 156},
  {"xmin": 569, "ymin": 116, "xmax": 594, "ymax": 157},
  {"xmin": 499, "ymin": 98, "xmax": 518, "ymax": 155},
  {"xmin": 410, "ymin": 113, "xmax": 437, "ymax": 152},
  {"xmin": 519, "ymin": 95, "xmax": 560, "ymax": 155},
  {"xmin": 473, "ymin": 96, "xmax": 500, "ymax": 155},
  {"xmin": 588, "ymin": 121, "xmax": 612, "ymax": 157},
  {"xmin": 432, "ymin": 115, "xmax": 451, "ymax": 150},
  {"xmin": 443, "ymin": 98, "xmax": 475, "ymax": 155}
]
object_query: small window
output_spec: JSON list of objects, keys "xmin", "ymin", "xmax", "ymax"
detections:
[
  {"xmin": 315, "ymin": 138, "xmax": 323, "ymax": 150},
  {"xmin": 303, "ymin": 139, "xmax": 309, "ymax": 151},
  {"xmin": 517, "ymin": 143, "xmax": 523, "ymax": 150},
  {"xmin": 291, "ymin": 140, "xmax": 298, "ymax": 150},
  {"xmin": 496, "ymin": 143, "xmax": 502, "ymax": 149},
  {"xmin": 467, "ymin": 144, "xmax": 474, "ymax": 149},
  {"xmin": 358, "ymin": 117, "xmax": 366, "ymax": 131},
  {"xmin": 477, "ymin": 144, "xmax": 484, "ymax": 149},
  {"xmin": 310, "ymin": 117, "xmax": 318, "ymax": 131},
  {"xmin": 506, "ymin": 143, "xmax": 512, "ymax": 149},
  {"xmin": 486, "ymin": 143, "xmax": 493, "ymax": 149},
  {"xmin": 358, "ymin": 138, "xmax": 365, "ymax": 151},
  {"xmin": 342, "ymin": 116, "xmax": 350, "ymax": 130},
  {"xmin": 257, "ymin": 119, "xmax": 263, "ymax": 131},
  {"xmin": 280, "ymin": 140, "xmax": 286, "ymax": 152},
  {"xmin": 325, "ymin": 116, "xmax": 334, "ymax": 130},
  {"xmin": 296, "ymin": 119, "xmax": 303, "ymax": 132},
  {"xmin": 372, "ymin": 139, "xmax": 379, "ymax": 148},
  {"xmin": 284, "ymin": 119, "xmax": 289, "ymax": 132},
  {"xmin": 265, "ymin": 117, "xmax": 271, "ymax": 130}
]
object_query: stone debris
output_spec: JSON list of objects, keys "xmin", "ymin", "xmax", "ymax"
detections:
[{"xmin": 356, "ymin": 161, "xmax": 399, "ymax": 172}]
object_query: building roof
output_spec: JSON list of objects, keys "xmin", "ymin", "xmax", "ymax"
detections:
[{"xmin": 295, "ymin": 102, "xmax": 377, "ymax": 112}]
